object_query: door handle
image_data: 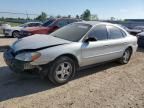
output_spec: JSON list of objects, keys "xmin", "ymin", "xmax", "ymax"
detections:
[
  {"xmin": 103, "ymin": 45, "xmax": 110, "ymax": 47},
  {"xmin": 124, "ymin": 42, "xmax": 128, "ymax": 44}
]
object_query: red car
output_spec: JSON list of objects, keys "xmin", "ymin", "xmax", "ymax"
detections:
[{"xmin": 19, "ymin": 18, "xmax": 81, "ymax": 38}]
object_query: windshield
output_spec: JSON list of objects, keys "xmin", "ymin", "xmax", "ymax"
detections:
[
  {"xmin": 42, "ymin": 19, "xmax": 55, "ymax": 27},
  {"xmin": 50, "ymin": 23, "xmax": 92, "ymax": 42},
  {"xmin": 19, "ymin": 24, "xmax": 26, "ymax": 27}
]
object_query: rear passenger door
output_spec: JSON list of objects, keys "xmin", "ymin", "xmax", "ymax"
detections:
[{"xmin": 106, "ymin": 25, "xmax": 127, "ymax": 59}]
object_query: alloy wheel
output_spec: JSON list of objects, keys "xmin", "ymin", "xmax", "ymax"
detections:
[
  {"xmin": 123, "ymin": 49, "xmax": 131, "ymax": 63},
  {"xmin": 55, "ymin": 62, "xmax": 72, "ymax": 81}
]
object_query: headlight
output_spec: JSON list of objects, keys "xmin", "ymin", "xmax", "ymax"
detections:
[{"xmin": 15, "ymin": 52, "xmax": 41, "ymax": 62}]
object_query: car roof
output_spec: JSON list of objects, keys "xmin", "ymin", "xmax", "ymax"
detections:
[
  {"xmin": 54, "ymin": 18, "xmax": 81, "ymax": 21},
  {"xmin": 75, "ymin": 21, "xmax": 113, "ymax": 26}
]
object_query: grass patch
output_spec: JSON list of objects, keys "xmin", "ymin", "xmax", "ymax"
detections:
[
  {"xmin": 7, "ymin": 22, "xmax": 22, "ymax": 27},
  {"xmin": 0, "ymin": 20, "xmax": 22, "ymax": 27}
]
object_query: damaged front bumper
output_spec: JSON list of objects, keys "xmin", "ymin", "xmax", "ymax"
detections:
[{"xmin": 4, "ymin": 48, "xmax": 37, "ymax": 73}]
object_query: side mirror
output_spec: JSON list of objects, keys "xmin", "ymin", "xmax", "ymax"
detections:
[{"xmin": 84, "ymin": 37, "xmax": 97, "ymax": 43}]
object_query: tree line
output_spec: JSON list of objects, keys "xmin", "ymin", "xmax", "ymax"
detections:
[
  {"xmin": 0, "ymin": 9, "xmax": 100, "ymax": 23},
  {"xmin": 35, "ymin": 9, "xmax": 99, "ymax": 22}
]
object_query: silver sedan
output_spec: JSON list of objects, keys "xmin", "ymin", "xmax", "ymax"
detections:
[{"xmin": 4, "ymin": 21, "xmax": 138, "ymax": 85}]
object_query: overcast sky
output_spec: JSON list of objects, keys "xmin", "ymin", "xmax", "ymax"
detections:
[{"xmin": 0, "ymin": 0, "xmax": 144, "ymax": 19}]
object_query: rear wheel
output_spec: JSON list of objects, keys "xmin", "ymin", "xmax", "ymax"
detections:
[
  {"xmin": 48, "ymin": 56, "xmax": 76, "ymax": 85},
  {"xmin": 119, "ymin": 48, "xmax": 132, "ymax": 64},
  {"xmin": 12, "ymin": 31, "xmax": 20, "ymax": 38}
]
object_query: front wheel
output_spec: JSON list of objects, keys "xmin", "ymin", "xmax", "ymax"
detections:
[
  {"xmin": 119, "ymin": 48, "xmax": 132, "ymax": 64},
  {"xmin": 12, "ymin": 31, "xmax": 20, "ymax": 38},
  {"xmin": 48, "ymin": 56, "xmax": 76, "ymax": 85}
]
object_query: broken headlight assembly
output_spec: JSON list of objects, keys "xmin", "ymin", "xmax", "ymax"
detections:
[{"xmin": 15, "ymin": 52, "xmax": 41, "ymax": 62}]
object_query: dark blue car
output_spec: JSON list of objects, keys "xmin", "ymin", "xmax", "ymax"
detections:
[{"xmin": 137, "ymin": 32, "xmax": 144, "ymax": 48}]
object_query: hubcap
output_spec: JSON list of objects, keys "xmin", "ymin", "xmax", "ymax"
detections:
[
  {"xmin": 13, "ymin": 32, "xmax": 19, "ymax": 37},
  {"xmin": 123, "ymin": 50, "xmax": 130, "ymax": 63},
  {"xmin": 55, "ymin": 62, "xmax": 72, "ymax": 81}
]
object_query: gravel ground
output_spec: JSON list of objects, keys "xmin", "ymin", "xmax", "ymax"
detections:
[
  {"xmin": 0, "ymin": 50, "xmax": 144, "ymax": 108},
  {"xmin": 0, "ymin": 37, "xmax": 17, "ymax": 48},
  {"xmin": 0, "ymin": 39, "xmax": 144, "ymax": 108}
]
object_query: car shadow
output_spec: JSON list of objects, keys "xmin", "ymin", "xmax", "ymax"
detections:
[
  {"xmin": 0, "ymin": 36, "xmax": 5, "ymax": 38},
  {"xmin": 75, "ymin": 61, "xmax": 121, "ymax": 80},
  {"xmin": 0, "ymin": 61, "xmax": 121, "ymax": 102},
  {"xmin": 0, "ymin": 35, "xmax": 6, "ymax": 38},
  {"xmin": 0, "ymin": 35, "xmax": 15, "ymax": 39}
]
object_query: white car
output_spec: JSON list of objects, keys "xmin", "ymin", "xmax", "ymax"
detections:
[
  {"xmin": 0, "ymin": 23, "xmax": 11, "ymax": 30},
  {"xmin": 4, "ymin": 21, "xmax": 138, "ymax": 85},
  {"xmin": 3, "ymin": 22, "xmax": 42, "ymax": 38}
]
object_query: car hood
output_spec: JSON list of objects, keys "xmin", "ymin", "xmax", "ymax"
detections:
[
  {"xmin": 23, "ymin": 26, "xmax": 48, "ymax": 32},
  {"xmin": 11, "ymin": 34, "xmax": 71, "ymax": 52},
  {"xmin": 128, "ymin": 29, "xmax": 141, "ymax": 33},
  {"xmin": 7, "ymin": 26, "xmax": 23, "ymax": 30}
]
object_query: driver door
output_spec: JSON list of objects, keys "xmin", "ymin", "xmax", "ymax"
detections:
[{"xmin": 81, "ymin": 25, "xmax": 112, "ymax": 66}]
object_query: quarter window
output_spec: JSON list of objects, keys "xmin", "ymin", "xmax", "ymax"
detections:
[
  {"xmin": 107, "ymin": 26, "xmax": 124, "ymax": 39},
  {"xmin": 87, "ymin": 25, "xmax": 108, "ymax": 40}
]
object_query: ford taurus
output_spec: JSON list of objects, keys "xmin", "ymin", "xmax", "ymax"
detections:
[{"xmin": 4, "ymin": 21, "xmax": 138, "ymax": 85}]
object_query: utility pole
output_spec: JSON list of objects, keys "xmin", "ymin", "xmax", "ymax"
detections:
[{"xmin": 26, "ymin": 10, "xmax": 29, "ymax": 20}]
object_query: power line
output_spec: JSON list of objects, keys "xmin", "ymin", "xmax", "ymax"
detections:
[{"xmin": 0, "ymin": 11, "xmax": 38, "ymax": 16}]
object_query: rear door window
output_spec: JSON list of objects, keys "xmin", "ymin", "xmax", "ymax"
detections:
[{"xmin": 107, "ymin": 25, "xmax": 124, "ymax": 39}]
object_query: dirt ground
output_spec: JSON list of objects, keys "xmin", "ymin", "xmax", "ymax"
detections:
[
  {"xmin": 0, "ymin": 38, "xmax": 144, "ymax": 108},
  {"xmin": 0, "ymin": 37, "xmax": 16, "ymax": 47}
]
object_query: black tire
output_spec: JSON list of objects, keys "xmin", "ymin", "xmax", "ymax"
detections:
[
  {"xmin": 119, "ymin": 48, "xmax": 132, "ymax": 64},
  {"xmin": 48, "ymin": 56, "xmax": 76, "ymax": 85},
  {"xmin": 12, "ymin": 31, "xmax": 20, "ymax": 38}
]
